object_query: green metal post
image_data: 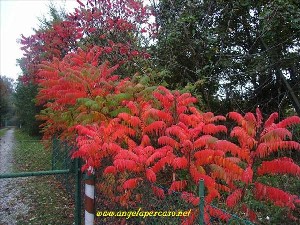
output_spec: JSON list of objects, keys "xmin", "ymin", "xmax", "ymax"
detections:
[
  {"xmin": 199, "ymin": 179, "xmax": 205, "ymax": 225},
  {"xmin": 74, "ymin": 158, "xmax": 82, "ymax": 225}
]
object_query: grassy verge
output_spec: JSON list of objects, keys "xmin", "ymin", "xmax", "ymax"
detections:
[
  {"xmin": 0, "ymin": 127, "xmax": 8, "ymax": 137},
  {"xmin": 13, "ymin": 129, "xmax": 75, "ymax": 225}
]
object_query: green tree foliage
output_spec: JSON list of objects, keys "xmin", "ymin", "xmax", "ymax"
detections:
[
  {"xmin": 152, "ymin": 0, "xmax": 300, "ymax": 115},
  {"xmin": 0, "ymin": 76, "xmax": 15, "ymax": 127},
  {"xmin": 14, "ymin": 82, "xmax": 41, "ymax": 135},
  {"xmin": 152, "ymin": 0, "xmax": 220, "ymax": 110}
]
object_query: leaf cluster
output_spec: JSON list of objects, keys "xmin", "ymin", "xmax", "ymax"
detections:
[{"xmin": 37, "ymin": 45, "xmax": 300, "ymax": 223}]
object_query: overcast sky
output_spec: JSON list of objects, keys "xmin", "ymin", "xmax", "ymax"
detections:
[{"xmin": 0, "ymin": 0, "xmax": 79, "ymax": 81}]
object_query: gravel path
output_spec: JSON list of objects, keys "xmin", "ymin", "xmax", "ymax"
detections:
[{"xmin": 0, "ymin": 128, "xmax": 31, "ymax": 225}]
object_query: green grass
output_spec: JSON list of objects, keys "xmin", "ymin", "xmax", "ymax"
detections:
[
  {"xmin": 13, "ymin": 130, "xmax": 51, "ymax": 172},
  {"xmin": 0, "ymin": 127, "xmax": 8, "ymax": 137},
  {"xmin": 13, "ymin": 129, "xmax": 75, "ymax": 225}
]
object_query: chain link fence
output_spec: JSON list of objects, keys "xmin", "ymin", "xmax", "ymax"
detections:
[
  {"xmin": 52, "ymin": 137, "xmax": 85, "ymax": 225},
  {"xmin": 0, "ymin": 129, "xmax": 77, "ymax": 225},
  {"xmin": 94, "ymin": 175, "xmax": 254, "ymax": 225},
  {"xmin": 4, "ymin": 128, "xmax": 300, "ymax": 225},
  {"xmin": 94, "ymin": 181, "xmax": 194, "ymax": 224},
  {"xmin": 52, "ymin": 137, "xmax": 77, "ymax": 194}
]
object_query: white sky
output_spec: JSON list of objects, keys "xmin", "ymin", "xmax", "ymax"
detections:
[{"xmin": 0, "ymin": 0, "xmax": 79, "ymax": 81}]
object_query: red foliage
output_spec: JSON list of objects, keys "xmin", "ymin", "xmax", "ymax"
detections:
[
  {"xmin": 226, "ymin": 188, "xmax": 243, "ymax": 208},
  {"xmin": 145, "ymin": 168, "xmax": 156, "ymax": 183},
  {"xmin": 225, "ymin": 107, "xmax": 300, "ymax": 221},
  {"xmin": 27, "ymin": 5, "xmax": 300, "ymax": 219},
  {"xmin": 169, "ymin": 180, "xmax": 187, "ymax": 193},
  {"xmin": 19, "ymin": 0, "xmax": 154, "ymax": 84},
  {"xmin": 206, "ymin": 205, "xmax": 231, "ymax": 222},
  {"xmin": 264, "ymin": 112, "xmax": 279, "ymax": 128},
  {"xmin": 255, "ymin": 141, "xmax": 300, "ymax": 158},
  {"xmin": 241, "ymin": 166, "xmax": 253, "ymax": 184},
  {"xmin": 35, "ymin": 48, "xmax": 300, "ymax": 224},
  {"xmin": 214, "ymin": 140, "xmax": 248, "ymax": 161},
  {"xmin": 257, "ymin": 157, "xmax": 300, "ymax": 176},
  {"xmin": 172, "ymin": 157, "xmax": 188, "ymax": 169},
  {"xmin": 241, "ymin": 204, "xmax": 257, "ymax": 222},
  {"xmin": 103, "ymin": 166, "xmax": 117, "ymax": 175},
  {"xmin": 151, "ymin": 185, "xmax": 165, "ymax": 199},
  {"xmin": 181, "ymin": 192, "xmax": 199, "ymax": 206},
  {"xmin": 254, "ymin": 182, "xmax": 300, "ymax": 209},
  {"xmin": 227, "ymin": 112, "xmax": 244, "ymax": 125},
  {"xmin": 277, "ymin": 116, "xmax": 300, "ymax": 128},
  {"xmin": 202, "ymin": 124, "xmax": 227, "ymax": 135},
  {"xmin": 123, "ymin": 178, "xmax": 141, "ymax": 190}
]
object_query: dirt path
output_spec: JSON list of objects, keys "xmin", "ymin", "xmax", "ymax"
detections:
[{"xmin": 0, "ymin": 128, "xmax": 31, "ymax": 225}]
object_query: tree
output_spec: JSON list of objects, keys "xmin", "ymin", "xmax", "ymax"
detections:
[
  {"xmin": 18, "ymin": 0, "xmax": 154, "ymax": 84},
  {"xmin": 152, "ymin": 0, "xmax": 220, "ymax": 110},
  {"xmin": 68, "ymin": 0, "xmax": 154, "ymax": 77},
  {"xmin": 213, "ymin": 0, "xmax": 300, "ymax": 115},
  {"xmin": 225, "ymin": 109, "xmax": 300, "ymax": 223},
  {"xmin": 37, "ymin": 48, "xmax": 300, "ymax": 223},
  {"xmin": 0, "ymin": 76, "xmax": 15, "ymax": 127},
  {"xmin": 152, "ymin": 0, "xmax": 300, "ymax": 115},
  {"xmin": 16, "ymin": 0, "xmax": 154, "ymax": 134},
  {"xmin": 14, "ymin": 81, "xmax": 41, "ymax": 135},
  {"xmin": 18, "ymin": 0, "xmax": 300, "ymax": 223},
  {"xmin": 15, "ymin": 4, "xmax": 71, "ymax": 135}
]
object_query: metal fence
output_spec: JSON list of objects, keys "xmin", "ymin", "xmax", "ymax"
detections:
[
  {"xmin": 53, "ymin": 139, "xmax": 255, "ymax": 225},
  {"xmin": 0, "ymin": 133, "xmax": 82, "ymax": 225},
  {"xmin": 0, "ymin": 131, "xmax": 254, "ymax": 225},
  {"xmin": 93, "ymin": 178, "xmax": 254, "ymax": 225}
]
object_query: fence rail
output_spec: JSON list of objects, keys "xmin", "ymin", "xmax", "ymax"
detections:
[
  {"xmin": 0, "ymin": 134, "xmax": 255, "ymax": 225},
  {"xmin": 0, "ymin": 135, "xmax": 83, "ymax": 225},
  {"xmin": 0, "ymin": 169, "xmax": 70, "ymax": 178}
]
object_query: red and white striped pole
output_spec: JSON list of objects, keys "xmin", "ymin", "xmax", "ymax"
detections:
[{"xmin": 85, "ymin": 167, "xmax": 95, "ymax": 225}]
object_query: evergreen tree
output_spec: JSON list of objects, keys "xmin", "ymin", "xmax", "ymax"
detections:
[{"xmin": 153, "ymin": 0, "xmax": 300, "ymax": 115}]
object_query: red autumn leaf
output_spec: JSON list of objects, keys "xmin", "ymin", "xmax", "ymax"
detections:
[
  {"xmin": 172, "ymin": 157, "xmax": 188, "ymax": 169},
  {"xmin": 181, "ymin": 192, "xmax": 199, "ymax": 206},
  {"xmin": 257, "ymin": 157, "xmax": 300, "ymax": 177},
  {"xmin": 151, "ymin": 185, "xmax": 165, "ymax": 199},
  {"xmin": 226, "ymin": 188, "xmax": 243, "ymax": 208},
  {"xmin": 104, "ymin": 166, "xmax": 117, "ymax": 175},
  {"xmin": 145, "ymin": 168, "xmax": 156, "ymax": 183},
  {"xmin": 123, "ymin": 178, "xmax": 141, "ymax": 190},
  {"xmin": 169, "ymin": 180, "xmax": 187, "ymax": 193},
  {"xmin": 241, "ymin": 166, "xmax": 253, "ymax": 184}
]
